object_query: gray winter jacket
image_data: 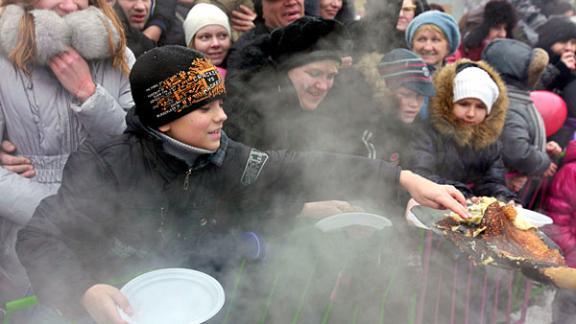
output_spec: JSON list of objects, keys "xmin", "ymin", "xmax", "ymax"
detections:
[
  {"xmin": 482, "ymin": 39, "xmax": 550, "ymax": 176},
  {"xmin": 501, "ymin": 88, "xmax": 549, "ymax": 175},
  {"xmin": 0, "ymin": 54, "xmax": 135, "ymax": 223},
  {"xmin": 0, "ymin": 54, "xmax": 134, "ymax": 300}
]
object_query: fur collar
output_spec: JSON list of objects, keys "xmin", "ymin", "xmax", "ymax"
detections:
[
  {"xmin": 0, "ymin": 4, "xmax": 120, "ymax": 65},
  {"xmin": 353, "ymin": 51, "xmax": 398, "ymax": 115},
  {"xmin": 430, "ymin": 59, "xmax": 508, "ymax": 150}
]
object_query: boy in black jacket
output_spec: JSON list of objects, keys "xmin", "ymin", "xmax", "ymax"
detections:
[{"xmin": 16, "ymin": 46, "xmax": 468, "ymax": 323}]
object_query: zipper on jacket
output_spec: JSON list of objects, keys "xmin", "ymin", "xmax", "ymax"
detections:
[{"xmin": 183, "ymin": 168, "xmax": 192, "ymax": 190}]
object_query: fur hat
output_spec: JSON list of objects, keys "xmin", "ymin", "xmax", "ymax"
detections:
[
  {"xmin": 405, "ymin": 10, "xmax": 461, "ymax": 55},
  {"xmin": 183, "ymin": 3, "xmax": 231, "ymax": 47},
  {"xmin": 462, "ymin": 1, "xmax": 517, "ymax": 50},
  {"xmin": 265, "ymin": 16, "xmax": 351, "ymax": 70},
  {"xmin": 131, "ymin": 46, "xmax": 225, "ymax": 128},
  {"xmin": 453, "ymin": 65, "xmax": 499, "ymax": 114},
  {"xmin": 378, "ymin": 48, "xmax": 435, "ymax": 97},
  {"xmin": 536, "ymin": 17, "xmax": 576, "ymax": 56}
]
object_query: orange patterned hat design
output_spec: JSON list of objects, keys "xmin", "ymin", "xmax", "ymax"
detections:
[{"xmin": 146, "ymin": 57, "xmax": 225, "ymax": 120}]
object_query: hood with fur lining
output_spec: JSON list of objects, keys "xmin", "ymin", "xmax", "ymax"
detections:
[{"xmin": 430, "ymin": 59, "xmax": 508, "ymax": 150}]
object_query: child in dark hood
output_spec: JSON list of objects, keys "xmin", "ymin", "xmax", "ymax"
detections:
[
  {"xmin": 482, "ymin": 39, "xmax": 563, "ymax": 205},
  {"xmin": 408, "ymin": 60, "xmax": 517, "ymax": 203},
  {"xmin": 16, "ymin": 46, "xmax": 469, "ymax": 323}
]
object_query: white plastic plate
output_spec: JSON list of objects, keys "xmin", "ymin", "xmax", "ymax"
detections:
[
  {"xmin": 517, "ymin": 208, "xmax": 553, "ymax": 227},
  {"xmin": 119, "ymin": 268, "xmax": 225, "ymax": 324},
  {"xmin": 315, "ymin": 212, "xmax": 392, "ymax": 232}
]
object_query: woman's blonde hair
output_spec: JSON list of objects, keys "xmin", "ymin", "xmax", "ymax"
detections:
[{"xmin": 0, "ymin": 0, "xmax": 129, "ymax": 75}]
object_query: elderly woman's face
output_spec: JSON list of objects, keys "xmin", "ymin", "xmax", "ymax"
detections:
[
  {"xmin": 287, "ymin": 59, "xmax": 340, "ymax": 111},
  {"xmin": 34, "ymin": 0, "xmax": 88, "ymax": 16},
  {"xmin": 411, "ymin": 27, "xmax": 450, "ymax": 66}
]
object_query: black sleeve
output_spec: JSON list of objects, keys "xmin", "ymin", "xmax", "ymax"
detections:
[
  {"xmin": 407, "ymin": 127, "xmax": 473, "ymax": 197},
  {"xmin": 227, "ymin": 142, "xmax": 402, "ymax": 218},
  {"xmin": 474, "ymin": 144, "xmax": 518, "ymax": 203},
  {"xmin": 16, "ymin": 143, "xmax": 120, "ymax": 319}
]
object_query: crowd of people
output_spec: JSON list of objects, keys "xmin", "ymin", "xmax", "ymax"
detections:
[{"xmin": 1, "ymin": 0, "xmax": 576, "ymax": 323}]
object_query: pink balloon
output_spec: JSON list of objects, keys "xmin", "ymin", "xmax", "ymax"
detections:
[{"xmin": 530, "ymin": 90, "xmax": 568, "ymax": 137}]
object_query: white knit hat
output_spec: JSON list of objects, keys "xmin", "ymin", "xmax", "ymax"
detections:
[
  {"xmin": 453, "ymin": 67, "xmax": 499, "ymax": 114},
  {"xmin": 183, "ymin": 3, "xmax": 231, "ymax": 47}
]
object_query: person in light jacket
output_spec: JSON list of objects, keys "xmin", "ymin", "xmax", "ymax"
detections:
[{"xmin": 0, "ymin": 0, "xmax": 133, "ymax": 302}]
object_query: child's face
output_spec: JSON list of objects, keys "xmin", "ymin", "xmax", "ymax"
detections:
[
  {"xmin": 453, "ymin": 98, "xmax": 487, "ymax": 126},
  {"xmin": 394, "ymin": 86, "xmax": 423, "ymax": 124},
  {"xmin": 158, "ymin": 100, "xmax": 227, "ymax": 151}
]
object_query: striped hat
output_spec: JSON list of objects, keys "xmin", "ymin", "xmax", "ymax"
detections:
[{"xmin": 378, "ymin": 49, "xmax": 435, "ymax": 97}]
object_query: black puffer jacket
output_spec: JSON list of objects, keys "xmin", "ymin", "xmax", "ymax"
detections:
[
  {"xmin": 17, "ymin": 108, "xmax": 401, "ymax": 319},
  {"xmin": 408, "ymin": 60, "xmax": 517, "ymax": 202}
]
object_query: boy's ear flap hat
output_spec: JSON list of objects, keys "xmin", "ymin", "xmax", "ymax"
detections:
[
  {"xmin": 265, "ymin": 16, "xmax": 352, "ymax": 70},
  {"xmin": 378, "ymin": 48, "xmax": 435, "ymax": 97},
  {"xmin": 131, "ymin": 45, "xmax": 225, "ymax": 128}
]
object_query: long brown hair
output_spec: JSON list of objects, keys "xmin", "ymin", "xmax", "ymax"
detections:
[{"xmin": 0, "ymin": 0, "xmax": 129, "ymax": 75}]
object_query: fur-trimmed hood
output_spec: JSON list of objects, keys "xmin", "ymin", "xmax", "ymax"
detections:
[
  {"xmin": 0, "ymin": 4, "xmax": 120, "ymax": 65},
  {"xmin": 353, "ymin": 52, "xmax": 397, "ymax": 115},
  {"xmin": 430, "ymin": 59, "xmax": 508, "ymax": 150}
]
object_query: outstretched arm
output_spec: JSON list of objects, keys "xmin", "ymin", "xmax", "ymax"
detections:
[{"xmin": 399, "ymin": 170, "xmax": 470, "ymax": 219}]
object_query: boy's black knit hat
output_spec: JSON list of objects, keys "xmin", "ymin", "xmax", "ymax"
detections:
[
  {"xmin": 536, "ymin": 17, "xmax": 576, "ymax": 54},
  {"xmin": 265, "ymin": 16, "xmax": 351, "ymax": 70},
  {"xmin": 130, "ymin": 45, "xmax": 225, "ymax": 128}
]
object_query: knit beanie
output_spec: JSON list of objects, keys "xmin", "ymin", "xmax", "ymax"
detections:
[
  {"xmin": 183, "ymin": 3, "xmax": 231, "ymax": 47},
  {"xmin": 405, "ymin": 10, "xmax": 461, "ymax": 55},
  {"xmin": 378, "ymin": 48, "xmax": 435, "ymax": 97},
  {"xmin": 536, "ymin": 17, "xmax": 576, "ymax": 56},
  {"xmin": 131, "ymin": 46, "xmax": 225, "ymax": 128},
  {"xmin": 453, "ymin": 66, "xmax": 499, "ymax": 114},
  {"xmin": 266, "ymin": 16, "xmax": 351, "ymax": 70}
]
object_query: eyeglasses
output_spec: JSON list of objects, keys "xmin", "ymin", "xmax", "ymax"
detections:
[{"xmin": 401, "ymin": 5, "xmax": 417, "ymax": 13}]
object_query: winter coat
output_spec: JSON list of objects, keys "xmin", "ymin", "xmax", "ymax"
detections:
[
  {"xmin": 0, "ymin": 4, "xmax": 134, "ymax": 301},
  {"xmin": 482, "ymin": 39, "xmax": 550, "ymax": 176},
  {"xmin": 351, "ymin": 51, "xmax": 420, "ymax": 164},
  {"xmin": 544, "ymin": 140, "xmax": 576, "ymax": 267},
  {"xmin": 224, "ymin": 69, "xmax": 366, "ymax": 153},
  {"xmin": 16, "ymin": 108, "xmax": 401, "ymax": 318},
  {"xmin": 408, "ymin": 60, "xmax": 517, "ymax": 202},
  {"xmin": 501, "ymin": 88, "xmax": 549, "ymax": 175}
]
